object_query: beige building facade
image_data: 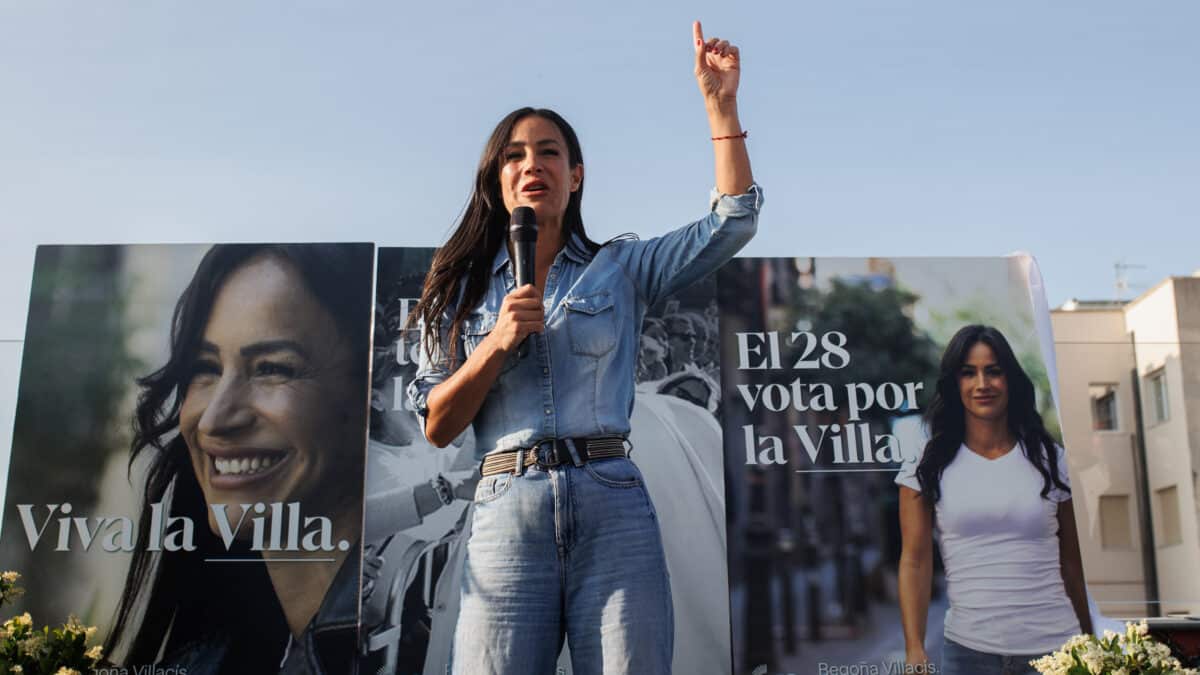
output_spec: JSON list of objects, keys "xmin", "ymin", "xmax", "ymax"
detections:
[{"xmin": 1053, "ymin": 274, "xmax": 1200, "ymax": 619}]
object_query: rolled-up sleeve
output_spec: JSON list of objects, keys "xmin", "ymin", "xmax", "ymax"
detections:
[
  {"xmin": 616, "ymin": 183, "xmax": 763, "ymax": 306},
  {"xmin": 406, "ymin": 313, "xmax": 464, "ymax": 440}
]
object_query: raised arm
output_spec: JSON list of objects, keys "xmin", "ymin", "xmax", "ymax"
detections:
[
  {"xmin": 694, "ymin": 20, "xmax": 752, "ymax": 195},
  {"xmin": 605, "ymin": 23, "xmax": 761, "ymax": 306},
  {"xmin": 898, "ymin": 485, "xmax": 935, "ymax": 667}
]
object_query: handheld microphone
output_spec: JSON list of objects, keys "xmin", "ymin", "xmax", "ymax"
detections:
[{"xmin": 509, "ymin": 207, "xmax": 537, "ymax": 357}]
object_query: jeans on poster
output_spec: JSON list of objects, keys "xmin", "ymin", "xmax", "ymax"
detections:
[{"xmin": 942, "ymin": 637, "xmax": 1041, "ymax": 675}]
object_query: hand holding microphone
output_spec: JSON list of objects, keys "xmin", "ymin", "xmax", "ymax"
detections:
[{"xmin": 494, "ymin": 206, "xmax": 542, "ymax": 358}]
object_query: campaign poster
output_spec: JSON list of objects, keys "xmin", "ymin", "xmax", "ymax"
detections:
[
  {"xmin": 358, "ymin": 247, "xmax": 477, "ymax": 675},
  {"xmin": 362, "ymin": 247, "xmax": 732, "ymax": 675},
  {"xmin": 720, "ymin": 256, "xmax": 1121, "ymax": 675},
  {"xmin": 1, "ymin": 243, "xmax": 374, "ymax": 673}
]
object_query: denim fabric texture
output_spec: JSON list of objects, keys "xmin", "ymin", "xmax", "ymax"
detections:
[
  {"xmin": 942, "ymin": 638, "xmax": 1042, "ymax": 675},
  {"xmin": 410, "ymin": 187, "xmax": 760, "ymax": 673},
  {"xmin": 452, "ymin": 457, "xmax": 673, "ymax": 675},
  {"xmin": 408, "ymin": 185, "xmax": 762, "ymax": 459}
]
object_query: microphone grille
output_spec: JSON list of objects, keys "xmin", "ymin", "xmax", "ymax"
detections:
[{"xmin": 510, "ymin": 206, "xmax": 537, "ymax": 229}]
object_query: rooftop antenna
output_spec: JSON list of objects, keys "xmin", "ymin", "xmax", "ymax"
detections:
[{"xmin": 1114, "ymin": 260, "xmax": 1146, "ymax": 301}]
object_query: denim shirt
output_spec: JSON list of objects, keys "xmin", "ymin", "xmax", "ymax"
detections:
[{"xmin": 409, "ymin": 185, "xmax": 762, "ymax": 458}]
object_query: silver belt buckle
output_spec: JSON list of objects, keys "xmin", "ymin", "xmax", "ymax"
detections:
[{"xmin": 534, "ymin": 439, "xmax": 561, "ymax": 468}]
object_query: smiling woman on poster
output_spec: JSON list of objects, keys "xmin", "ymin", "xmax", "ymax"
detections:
[
  {"xmin": 896, "ymin": 325, "xmax": 1092, "ymax": 675},
  {"xmin": 105, "ymin": 244, "xmax": 372, "ymax": 674},
  {"xmin": 408, "ymin": 21, "xmax": 760, "ymax": 674}
]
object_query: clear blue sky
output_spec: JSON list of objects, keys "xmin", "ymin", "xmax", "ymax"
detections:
[{"xmin": 1, "ymin": 1, "xmax": 1198, "ymax": 340}]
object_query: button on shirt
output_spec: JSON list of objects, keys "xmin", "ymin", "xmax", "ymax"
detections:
[{"xmin": 409, "ymin": 185, "xmax": 762, "ymax": 458}]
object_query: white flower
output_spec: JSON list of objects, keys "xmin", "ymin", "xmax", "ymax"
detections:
[
  {"xmin": 64, "ymin": 615, "xmax": 86, "ymax": 636},
  {"xmin": 20, "ymin": 633, "xmax": 46, "ymax": 657},
  {"xmin": 1031, "ymin": 626, "xmax": 1197, "ymax": 675}
]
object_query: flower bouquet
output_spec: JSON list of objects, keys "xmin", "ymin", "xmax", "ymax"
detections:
[
  {"xmin": 0, "ymin": 571, "xmax": 105, "ymax": 675},
  {"xmin": 1031, "ymin": 621, "xmax": 1198, "ymax": 675}
]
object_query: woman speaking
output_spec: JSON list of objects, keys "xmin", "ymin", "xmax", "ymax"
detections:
[{"xmin": 408, "ymin": 21, "xmax": 761, "ymax": 675}]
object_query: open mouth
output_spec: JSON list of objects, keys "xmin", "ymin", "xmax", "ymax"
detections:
[
  {"xmin": 207, "ymin": 449, "xmax": 290, "ymax": 486},
  {"xmin": 522, "ymin": 181, "xmax": 548, "ymax": 193},
  {"xmin": 214, "ymin": 454, "xmax": 282, "ymax": 476}
]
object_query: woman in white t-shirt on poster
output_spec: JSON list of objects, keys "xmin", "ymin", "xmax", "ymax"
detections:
[{"xmin": 897, "ymin": 324, "xmax": 1092, "ymax": 675}]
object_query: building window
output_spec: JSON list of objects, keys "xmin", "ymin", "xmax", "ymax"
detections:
[
  {"xmin": 1089, "ymin": 383, "xmax": 1119, "ymax": 431},
  {"xmin": 1194, "ymin": 472, "xmax": 1199, "ymax": 525},
  {"xmin": 1155, "ymin": 485, "xmax": 1182, "ymax": 547},
  {"xmin": 1099, "ymin": 494, "xmax": 1133, "ymax": 550},
  {"xmin": 1148, "ymin": 370, "xmax": 1169, "ymax": 424}
]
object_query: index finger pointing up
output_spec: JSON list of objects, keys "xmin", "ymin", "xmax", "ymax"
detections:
[{"xmin": 693, "ymin": 20, "xmax": 705, "ymax": 68}]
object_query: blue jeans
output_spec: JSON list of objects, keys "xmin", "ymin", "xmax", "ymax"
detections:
[
  {"xmin": 942, "ymin": 638, "xmax": 1041, "ymax": 675},
  {"xmin": 452, "ymin": 457, "xmax": 674, "ymax": 675}
]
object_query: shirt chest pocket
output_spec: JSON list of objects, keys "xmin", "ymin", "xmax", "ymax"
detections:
[
  {"xmin": 564, "ymin": 292, "xmax": 617, "ymax": 357},
  {"xmin": 462, "ymin": 311, "xmax": 518, "ymax": 375}
]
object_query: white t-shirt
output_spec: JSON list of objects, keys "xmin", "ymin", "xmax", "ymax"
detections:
[{"xmin": 895, "ymin": 441, "xmax": 1080, "ymax": 655}]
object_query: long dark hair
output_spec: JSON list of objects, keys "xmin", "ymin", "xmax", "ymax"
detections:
[
  {"xmin": 412, "ymin": 108, "xmax": 603, "ymax": 360},
  {"xmin": 105, "ymin": 243, "xmax": 372, "ymax": 667},
  {"xmin": 914, "ymin": 325, "xmax": 1068, "ymax": 505}
]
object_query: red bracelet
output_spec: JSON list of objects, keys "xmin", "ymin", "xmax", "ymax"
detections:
[{"xmin": 712, "ymin": 130, "xmax": 748, "ymax": 141}]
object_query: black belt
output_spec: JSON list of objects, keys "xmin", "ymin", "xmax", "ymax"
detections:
[{"xmin": 480, "ymin": 436, "xmax": 630, "ymax": 477}]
